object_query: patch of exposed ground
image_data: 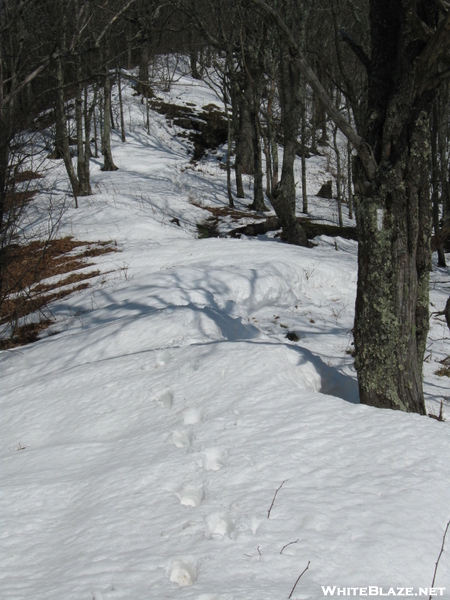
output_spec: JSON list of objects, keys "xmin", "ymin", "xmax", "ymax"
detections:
[
  {"xmin": 150, "ymin": 100, "xmax": 228, "ymax": 161},
  {"xmin": 0, "ymin": 237, "xmax": 118, "ymax": 349},
  {"xmin": 190, "ymin": 201, "xmax": 266, "ymax": 239}
]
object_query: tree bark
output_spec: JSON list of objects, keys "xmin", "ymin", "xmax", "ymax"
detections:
[
  {"xmin": 301, "ymin": 88, "xmax": 308, "ymax": 214},
  {"xmin": 101, "ymin": 72, "xmax": 118, "ymax": 172},
  {"xmin": 354, "ymin": 110, "xmax": 431, "ymax": 414},
  {"xmin": 117, "ymin": 68, "xmax": 126, "ymax": 143},
  {"xmin": 55, "ymin": 58, "xmax": 80, "ymax": 204},
  {"xmin": 235, "ymin": 80, "xmax": 254, "ymax": 176},
  {"xmin": 333, "ymin": 123, "xmax": 343, "ymax": 228},
  {"xmin": 75, "ymin": 65, "xmax": 92, "ymax": 197},
  {"xmin": 248, "ymin": 107, "xmax": 266, "ymax": 211}
]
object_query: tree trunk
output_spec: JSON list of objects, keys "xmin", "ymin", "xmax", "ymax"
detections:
[
  {"xmin": 269, "ymin": 186, "xmax": 309, "ymax": 246},
  {"xmin": 248, "ymin": 108, "xmax": 266, "ymax": 211},
  {"xmin": 431, "ymin": 103, "xmax": 445, "ymax": 266},
  {"xmin": 92, "ymin": 85, "xmax": 98, "ymax": 158},
  {"xmin": 55, "ymin": 58, "xmax": 79, "ymax": 204},
  {"xmin": 301, "ymin": 91, "xmax": 308, "ymax": 214},
  {"xmin": 190, "ymin": 45, "xmax": 201, "ymax": 80},
  {"xmin": 117, "ymin": 68, "xmax": 126, "ymax": 143},
  {"xmin": 333, "ymin": 124, "xmax": 343, "ymax": 227},
  {"xmin": 101, "ymin": 72, "xmax": 118, "ymax": 172},
  {"xmin": 262, "ymin": 127, "xmax": 273, "ymax": 197},
  {"xmin": 354, "ymin": 109, "xmax": 431, "ymax": 415},
  {"xmin": 351, "ymin": 0, "xmax": 446, "ymax": 415},
  {"xmin": 138, "ymin": 43, "xmax": 152, "ymax": 98},
  {"xmin": 75, "ymin": 66, "xmax": 91, "ymax": 197},
  {"xmin": 83, "ymin": 87, "xmax": 93, "ymax": 194},
  {"xmin": 437, "ymin": 82, "xmax": 449, "ymax": 264},
  {"xmin": 347, "ymin": 137, "xmax": 354, "ymax": 220},
  {"xmin": 235, "ymin": 82, "xmax": 254, "ymax": 175},
  {"xmin": 229, "ymin": 77, "xmax": 245, "ymax": 198},
  {"xmin": 223, "ymin": 85, "xmax": 234, "ymax": 208},
  {"xmin": 279, "ymin": 47, "xmax": 301, "ymax": 213}
]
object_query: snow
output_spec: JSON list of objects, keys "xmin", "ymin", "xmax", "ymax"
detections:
[{"xmin": 1, "ymin": 65, "xmax": 450, "ymax": 600}]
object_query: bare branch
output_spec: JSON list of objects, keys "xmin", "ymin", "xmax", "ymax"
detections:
[
  {"xmin": 340, "ymin": 28, "xmax": 371, "ymax": 72},
  {"xmin": 431, "ymin": 0, "xmax": 450, "ymax": 14},
  {"xmin": 407, "ymin": 10, "xmax": 435, "ymax": 43},
  {"xmin": 288, "ymin": 561, "xmax": 311, "ymax": 599},
  {"xmin": 416, "ymin": 11, "xmax": 450, "ymax": 97},
  {"xmin": 267, "ymin": 479, "xmax": 288, "ymax": 518},
  {"xmin": 280, "ymin": 539, "xmax": 299, "ymax": 554},
  {"xmin": 95, "ymin": 0, "xmax": 142, "ymax": 47},
  {"xmin": 429, "ymin": 520, "xmax": 450, "ymax": 599},
  {"xmin": 250, "ymin": 0, "xmax": 378, "ymax": 182},
  {"xmin": 2, "ymin": 59, "xmax": 52, "ymax": 107}
]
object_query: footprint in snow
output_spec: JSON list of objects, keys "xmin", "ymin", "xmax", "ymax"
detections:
[
  {"xmin": 169, "ymin": 557, "xmax": 197, "ymax": 587},
  {"xmin": 169, "ymin": 430, "xmax": 192, "ymax": 448},
  {"xmin": 157, "ymin": 390, "xmax": 173, "ymax": 408},
  {"xmin": 177, "ymin": 483, "xmax": 204, "ymax": 507},
  {"xmin": 156, "ymin": 350, "xmax": 172, "ymax": 366},
  {"xmin": 183, "ymin": 407, "xmax": 202, "ymax": 425},
  {"xmin": 202, "ymin": 447, "xmax": 226, "ymax": 471},
  {"xmin": 205, "ymin": 512, "xmax": 235, "ymax": 537}
]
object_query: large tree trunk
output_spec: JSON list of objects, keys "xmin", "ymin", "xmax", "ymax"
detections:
[
  {"xmin": 352, "ymin": 0, "xmax": 441, "ymax": 415},
  {"xmin": 354, "ymin": 110, "xmax": 431, "ymax": 414}
]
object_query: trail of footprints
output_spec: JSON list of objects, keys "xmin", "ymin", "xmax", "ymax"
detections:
[{"xmin": 156, "ymin": 354, "xmax": 234, "ymax": 592}]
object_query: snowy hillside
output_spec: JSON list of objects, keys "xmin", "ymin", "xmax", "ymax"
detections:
[{"xmin": 1, "ymin": 65, "xmax": 450, "ymax": 600}]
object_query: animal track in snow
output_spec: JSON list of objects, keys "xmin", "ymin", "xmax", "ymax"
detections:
[
  {"xmin": 183, "ymin": 407, "xmax": 202, "ymax": 425},
  {"xmin": 169, "ymin": 557, "xmax": 197, "ymax": 587},
  {"xmin": 169, "ymin": 430, "xmax": 192, "ymax": 448},
  {"xmin": 157, "ymin": 390, "xmax": 173, "ymax": 408},
  {"xmin": 202, "ymin": 447, "xmax": 226, "ymax": 471},
  {"xmin": 233, "ymin": 514, "xmax": 263, "ymax": 537},
  {"xmin": 181, "ymin": 359, "xmax": 201, "ymax": 374},
  {"xmin": 156, "ymin": 350, "xmax": 172, "ymax": 366},
  {"xmin": 177, "ymin": 484, "xmax": 204, "ymax": 507},
  {"xmin": 205, "ymin": 512, "xmax": 235, "ymax": 537}
]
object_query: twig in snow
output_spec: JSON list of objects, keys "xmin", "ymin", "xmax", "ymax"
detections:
[
  {"xmin": 280, "ymin": 539, "xmax": 299, "ymax": 554},
  {"xmin": 268, "ymin": 479, "xmax": 288, "ymax": 518},
  {"xmin": 257, "ymin": 546, "xmax": 262, "ymax": 556},
  {"xmin": 429, "ymin": 520, "xmax": 450, "ymax": 600},
  {"xmin": 288, "ymin": 561, "xmax": 310, "ymax": 599}
]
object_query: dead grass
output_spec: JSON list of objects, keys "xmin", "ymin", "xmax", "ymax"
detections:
[
  {"xmin": 14, "ymin": 170, "xmax": 44, "ymax": 183},
  {"xmin": 428, "ymin": 400, "xmax": 446, "ymax": 422},
  {"xmin": 435, "ymin": 356, "xmax": 450, "ymax": 378},
  {"xmin": 190, "ymin": 200, "xmax": 252, "ymax": 221},
  {"xmin": 4, "ymin": 189, "xmax": 38, "ymax": 212},
  {"xmin": 0, "ymin": 236, "xmax": 118, "ymax": 349}
]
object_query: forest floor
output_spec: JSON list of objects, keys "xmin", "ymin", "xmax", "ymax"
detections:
[{"xmin": 1, "ymin": 59, "xmax": 450, "ymax": 600}]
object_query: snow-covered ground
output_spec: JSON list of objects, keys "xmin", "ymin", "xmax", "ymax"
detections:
[{"xmin": 1, "ymin": 64, "xmax": 450, "ymax": 600}]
